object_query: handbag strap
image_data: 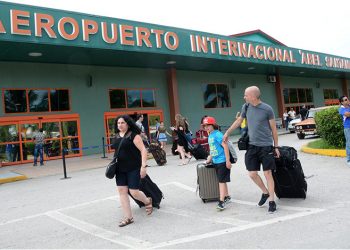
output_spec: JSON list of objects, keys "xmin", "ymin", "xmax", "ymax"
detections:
[{"xmin": 113, "ymin": 132, "xmax": 130, "ymax": 160}]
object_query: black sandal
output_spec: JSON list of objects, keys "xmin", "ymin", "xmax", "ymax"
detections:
[
  {"xmin": 145, "ymin": 197, "xmax": 153, "ymax": 215},
  {"xmin": 118, "ymin": 217, "xmax": 134, "ymax": 227}
]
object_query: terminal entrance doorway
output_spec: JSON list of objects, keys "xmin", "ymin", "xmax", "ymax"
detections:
[
  {"xmin": 104, "ymin": 110, "xmax": 163, "ymax": 151},
  {"xmin": 0, "ymin": 114, "xmax": 82, "ymax": 166}
]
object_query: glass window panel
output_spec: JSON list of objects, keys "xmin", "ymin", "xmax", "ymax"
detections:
[
  {"xmin": 29, "ymin": 90, "xmax": 49, "ymax": 112},
  {"xmin": 23, "ymin": 142, "xmax": 35, "ymax": 161},
  {"xmin": 127, "ymin": 90, "xmax": 141, "ymax": 108},
  {"xmin": 297, "ymin": 89, "xmax": 306, "ymax": 103},
  {"xmin": 11, "ymin": 143, "xmax": 21, "ymax": 162},
  {"xmin": 62, "ymin": 138, "xmax": 80, "ymax": 155},
  {"xmin": 45, "ymin": 139, "xmax": 61, "ymax": 157},
  {"xmin": 19, "ymin": 123, "xmax": 39, "ymax": 141},
  {"xmin": 50, "ymin": 89, "xmax": 70, "ymax": 111},
  {"xmin": 323, "ymin": 89, "xmax": 329, "ymax": 99},
  {"xmin": 0, "ymin": 124, "xmax": 18, "ymax": 143},
  {"xmin": 142, "ymin": 90, "xmax": 156, "ymax": 107},
  {"xmin": 0, "ymin": 144, "xmax": 12, "ymax": 163},
  {"xmin": 109, "ymin": 89, "xmax": 126, "ymax": 109},
  {"xmin": 333, "ymin": 90, "xmax": 339, "ymax": 99},
  {"xmin": 216, "ymin": 84, "xmax": 231, "ymax": 108},
  {"xmin": 61, "ymin": 121, "xmax": 78, "ymax": 137},
  {"xmin": 306, "ymin": 89, "xmax": 313, "ymax": 102},
  {"xmin": 203, "ymin": 84, "xmax": 218, "ymax": 108},
  {"xmin": 4, "ymin": 90, "xmax": 27, "ymax": 113},
  {"xmin": 289, "ymin": 88, "xmax": 298, "ymax": 103},
  {"xmin": 42, "ymin": 122, "xmax": 60, "ymax": 139},
  {"xmin": 283, "ymin": 88, "xmax": 289, "ymax": 104}
]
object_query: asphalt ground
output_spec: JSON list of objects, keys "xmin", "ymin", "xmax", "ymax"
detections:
[{"xmin": 0, "ymin": 132, "xmax": 349, "ymax": 249}]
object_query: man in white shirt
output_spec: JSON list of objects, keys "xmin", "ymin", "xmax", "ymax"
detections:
[{"xmin": 288, "ymin": 108, "xmax": 296, "ymax": 120}]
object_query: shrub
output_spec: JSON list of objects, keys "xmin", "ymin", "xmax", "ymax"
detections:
[{"xmin": 315, "ymin": 106, "xmax": 345, "ymax": 148}]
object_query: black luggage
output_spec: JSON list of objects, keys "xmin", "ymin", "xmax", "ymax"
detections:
[
  {"xmin": 129, "ymin": 174, "xmax": 163, "ymax": 208},
  {"xmin": 196, "ymin": 163, "xmax": 220, "ymax": 202},
  {"xmin": 149, "ymin": 143, "xmax": 167, "ymax": 166},
  {"xmin": 273, "ymin": 146, "xmax": 307, "ymax": 199},
  {"xmin": 189, "ymin": 144, "xmax": 209, "ymax": 160}
]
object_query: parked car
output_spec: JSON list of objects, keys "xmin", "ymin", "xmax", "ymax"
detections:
[
  {"xmin": 294, "ymin": 106, "xmax": 333, "ymax": 139},
  {"xmin": 288, "ymin": 115, "xmax": 302, "ymax": 133}
]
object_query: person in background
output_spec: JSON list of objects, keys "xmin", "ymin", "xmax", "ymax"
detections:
[
  {"xmin": 283, "ymin": 109, "xmax": 289, "ymax": 131},
  {"xmin": 195, "ymin": 115, "xmax": 209, "ymax": 152},
  {"xmin": 135, "ymin": 114, "xmax": 149, "ymax": 147},
  {"xmin": 288, "ymin": 107, "xmax": 296, "ymax": 120},
  {"xmin": 171, "ymin": 114, "xmax": 192, "ymax": 165},
  {"xmin": 223, "ymin": 86, "xmax": 280, "ymax": 214},
  {"xmin": 184, "ymin": 117, "xmax": 192, "ymax": 143},
  {"xmin": 338, "ymin": 96, "xmax": 350, "ymax": 166},
  {"xmin": 33, "ymin": 128, "xmax": 45, "ymax": 166},
  {"xmin": 113, "ymin": 114, "xmax": 153, "ymax": 227},
  {"xmin": 203, "ymin": 116, "xmax": 232, "ymax": 211},
  {"xmin": 5, "ymin": 144, "xmax": 13, "ymax": 162},
  {"xmin": 156, "ymin": 121, "xmax": 171, "ymax": 149},
  {"xmin": 300, "ymin": 105, "xmax": 308, "ymax": 120}
]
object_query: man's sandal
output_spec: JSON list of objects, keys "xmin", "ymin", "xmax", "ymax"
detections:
[
  {"xmin": 145, "ymin": 197, "xmax": 153, "ymax": 215},
  {"xmin": 118, "ymin": 217, "xmax": 134, "ymax": 227}
]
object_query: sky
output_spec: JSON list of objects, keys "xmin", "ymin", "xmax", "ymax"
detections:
[{"xmin": 4, "ymin": 0, "xmax": 350, "ymax": 58}]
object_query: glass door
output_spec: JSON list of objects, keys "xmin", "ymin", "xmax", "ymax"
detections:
[{"xmin": 19, "ymin": 122, "xmax": 39, "ymax": 163}]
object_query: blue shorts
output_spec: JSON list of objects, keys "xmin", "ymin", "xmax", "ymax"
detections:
[{"xmin": 115, "ymin": 168, "xmax": 141, "ymax": 189}]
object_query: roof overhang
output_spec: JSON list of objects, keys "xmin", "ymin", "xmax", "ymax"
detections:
[{"xmin": 0, "ymin": 1, "xmax": 349, "ymax": 79}]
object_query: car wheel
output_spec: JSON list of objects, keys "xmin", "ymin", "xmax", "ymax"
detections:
[{"xmin": 297, "ymin": 133, "xmax": 305, "ymax": 139}]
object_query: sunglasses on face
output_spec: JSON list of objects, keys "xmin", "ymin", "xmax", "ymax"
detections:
[{"xmin": 343, "ymin": 98, "xmax": 348, "ymax": 102}]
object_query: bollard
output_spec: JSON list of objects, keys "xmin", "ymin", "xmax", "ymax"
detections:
[
  {"xmin": 61, "ymin": 148, "xmax": 71, "ymax": 180},
  {"xmin": 101, "ymin": 137, "xmax": 107, "ymax": 158}
]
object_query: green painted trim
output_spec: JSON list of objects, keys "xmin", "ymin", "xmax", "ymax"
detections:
[{"xmin": 0, "ymin": 1, "xmax": 349, "ymax": 73}]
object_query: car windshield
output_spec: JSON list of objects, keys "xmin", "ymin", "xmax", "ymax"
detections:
[{"xmin": 306, "ymin": 110, "xmax": 317, "ymax": 118}]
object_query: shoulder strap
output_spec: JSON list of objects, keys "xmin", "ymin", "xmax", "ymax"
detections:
[{"xmin": 114, "ymin": 131, "xmax": 131, "ymax": 159}]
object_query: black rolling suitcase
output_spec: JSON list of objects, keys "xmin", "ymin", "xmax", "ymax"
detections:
[
  {"xmin": 149, "ymin": 143, "xmax": 167, "ymax": 166},
  {"xmin": 129, "ymin": 174, "xmax": 163, "ymax": 208},
  {"xmin": 196, "ymin": 163, "xmax": 220, "ymax": 202},
  {"xmin": 273, "ymin": 146, "xmax": 307, "ymax": 199},
  {"xmin": 189, "ymin": 144, "xmax": 209, "ymax": 160}
]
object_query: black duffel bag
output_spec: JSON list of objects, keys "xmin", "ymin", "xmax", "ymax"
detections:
[{"xmin": 237, "ymin": 131, "xmax": 249, "ymax": 150}]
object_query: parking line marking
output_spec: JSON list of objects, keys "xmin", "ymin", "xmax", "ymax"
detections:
[
  {"xmin": 46, "ymin": 211, "xmax": 152, "ymax": 249},
  {"xmin": 158, "ymin": 206, "xmax": 250, "ymax": 226},
  {"xmin": 151, "ymin": 208, "xmax": 325, "ymax": 249}
]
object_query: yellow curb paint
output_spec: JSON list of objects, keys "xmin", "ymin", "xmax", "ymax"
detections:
[
  {"xmin": 301, "ymin": 145, "xmax": 346, "ymax": 157},
  {"xmin": 0, "ymin": 175, "xmax": 27, "ymax": 184}
]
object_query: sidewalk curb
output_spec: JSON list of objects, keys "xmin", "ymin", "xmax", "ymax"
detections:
[
  {"xmin": 0, "ymin": 172, "xmax": 28, "ymax": 184},
  {"xmin": 301, "ymin": 145, "xmax": 346, "ymax": 157}
]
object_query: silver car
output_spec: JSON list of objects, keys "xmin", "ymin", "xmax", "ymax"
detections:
[{"xmin": 288, "ymin": 115, "xmax": 302, "ymax": 133}]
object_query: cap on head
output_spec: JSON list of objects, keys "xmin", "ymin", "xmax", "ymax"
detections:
[{"xmin": 202, "ymin": 116, "xmax": 216, "ymax": 125}]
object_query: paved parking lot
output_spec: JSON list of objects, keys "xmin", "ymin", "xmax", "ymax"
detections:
[{"xmin": 1, "ymin": 133, "xmax": 350, "ymax": 249}]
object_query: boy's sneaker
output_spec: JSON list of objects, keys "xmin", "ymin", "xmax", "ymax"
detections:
[
  {"xmin": 216, "ymin": 201, "xmax": 225, "ymax": 211},
  {"xmin": 268, "ymin": 201, "xmax": 277, "ymax": 213},
  {"xmin": 224, "ymin": 196, "xmax": 231, "ymax": 204},
  {"xmin": 258, "ymin": 193, "xmax": 270, "ymax": 207}
]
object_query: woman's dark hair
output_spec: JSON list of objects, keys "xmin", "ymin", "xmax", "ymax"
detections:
[
  {"xmin": 114, "ymin": 115, "xmax": 141, "ymax": 134},
  {"xmin": 137, "ymin": 114, "xmax": 143, "ymax": 120}
]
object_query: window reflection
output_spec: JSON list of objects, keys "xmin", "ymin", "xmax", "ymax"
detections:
[
  {"xmin": 29, "ymin": 90, "xmax": 49, "ymax": 112},
  {"xmin": 203, "ymin": 84, "xmax": 230, "ymax": 108},
  {"xmin": 109, "ymin": 89, "xmax": 126, "ymax": 108},
  {"xmin": 127, "ymin": 90, "xmax": 141, "ymax": 108},
  {"xmin": 142, "ymin": 90, "xmax": 156, "ymax": 107},
  {"xmin": 50, "ymin": 89, "xmax": 70, "ymax": 111},
  {"xmin": 4, "ymin": 90, "xmax": 27, "ymax": 113}
]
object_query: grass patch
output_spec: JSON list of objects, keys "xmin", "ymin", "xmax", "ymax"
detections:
[{"xmin": 307, "ymin": 139, "xmax": 343, "ymax": 150}]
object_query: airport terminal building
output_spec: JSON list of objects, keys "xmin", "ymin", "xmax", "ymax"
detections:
[{"xmin": 0, "ymin": 1, "xmax": 349, "ymax": 166}]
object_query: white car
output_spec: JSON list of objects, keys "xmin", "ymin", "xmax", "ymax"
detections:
[{"xmin": 288, "ymin": 116, "xmax": 302, "ymax": 133}]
